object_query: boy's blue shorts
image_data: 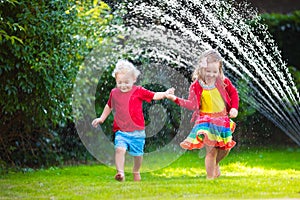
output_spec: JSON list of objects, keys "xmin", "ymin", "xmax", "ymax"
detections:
[{"xmin": 114, "ymin": 130, "xmax": 146, "ymax": 156}]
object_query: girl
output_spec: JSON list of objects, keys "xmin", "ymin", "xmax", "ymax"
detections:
[
  {"xmin": 167, "ymin": 49, "xmax": 239, "ymax": 179},
  {"xmin": 92, "ymin": 60, "xmax": 174, "ymax": 182}
]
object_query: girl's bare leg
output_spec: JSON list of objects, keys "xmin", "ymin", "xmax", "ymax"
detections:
[
  {"xmin": 115, "ymin": 147, "xmax": 126, "ymax": 181},
  {"xmin": 215, "ymin": 149, "xmax": 230, "ymax": 178},
  {"xmin": 205, "ymin": 146, "xmax": 217, "ymax": 179},
  {"xmin": 216, "ymin": 149, "xmax": 230, "ymax": 163},
  {"xmin": 133, "ymin": 156, "xmax": 143, "ymax": 181}
]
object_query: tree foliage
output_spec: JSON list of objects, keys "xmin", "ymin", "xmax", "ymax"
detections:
[{"xmin": 0, "ymin": 0, "xmax": 112, "ymax": 167}]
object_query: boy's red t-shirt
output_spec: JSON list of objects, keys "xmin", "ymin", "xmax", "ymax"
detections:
[{"xmin": 107, "ymin": 85, "xmax": 155, "ymax": 132}]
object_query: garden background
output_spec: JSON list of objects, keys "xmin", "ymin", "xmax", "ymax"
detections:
[{"xmin": 0, "ymin": 0, "xmax": 300, "ymax": 199}]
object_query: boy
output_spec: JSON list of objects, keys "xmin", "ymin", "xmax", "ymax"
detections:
[{"xmin": 92, "ymin": 60, "xmax": 174, "ymax": 181}]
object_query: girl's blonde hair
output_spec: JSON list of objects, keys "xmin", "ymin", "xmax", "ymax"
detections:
[
  {"xmin": 192, "ymin": 49, "xmax": 225, "ymax": 81},
  {"xmin": 112, "ymin": 60, "xmax": 141, "ymax": 79}
]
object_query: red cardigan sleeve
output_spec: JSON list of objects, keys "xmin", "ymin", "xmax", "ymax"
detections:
[
  {"xmin": 174, "ymin": 80, "xmax": 200, "ymax": 111},
  {"xmin": 224, "ymin": 78, "xmax": 239, "ymax": 110}
]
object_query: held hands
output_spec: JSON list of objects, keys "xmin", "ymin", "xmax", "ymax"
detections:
[
  {"xmin": 165, "ymin": 87, "xmax": 175, "ymax": 96},
  {"xmin": 166, "ymin": 93, "xmax": 177, "ymax": 101},
  {"xmin": 165, "ymin": 87, "xmax": 177, "ymax": 101},
  {"xmin": 153, "ymin": 88, "xmax": 175, "ymax": 100},
  {"xmin": 229, "ymin": 108, "xmax": 238, "ymax": 118}
]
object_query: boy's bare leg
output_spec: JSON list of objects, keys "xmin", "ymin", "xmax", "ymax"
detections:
[
  {"xmin": 133, "ymin": 156, "xmax": 143, "ymax": 181},
  {"xmin": 115, "ymin": 147, "xmax": 126, "ymax": 181}
]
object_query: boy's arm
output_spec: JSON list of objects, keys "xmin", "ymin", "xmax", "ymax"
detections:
[
  {"xmin": 153, "ymin": 92, "xmax": 167, "ymax": 100},
  {"xmin": 152, "ymin": 88, "xmax": 175, "ymax": 100},
  {"xmin": 99, "ymin": 104, "xmax": 112, "ymax": 121},
  {"xmin": 92, "ymin": 104, "xmax": 112, "ymax": 127}
]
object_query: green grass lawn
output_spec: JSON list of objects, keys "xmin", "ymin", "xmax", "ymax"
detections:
[{"xmin": 0, "ymin": 147, "xmax": 300, "ymax": 199}]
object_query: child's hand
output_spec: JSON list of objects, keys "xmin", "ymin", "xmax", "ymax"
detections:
[
  {"xmin": 92, "ymin": 118, "xmax": 104, "ymax": 128},
  {"xmin": 165, "ymin": 88, "xmax": 176, "ymax": 101},
  {"xmin": 166, "ymin": 94, "xmax": 177, "ymax": 101},
  {"xmin": 229, "ymin": 108, "xmax": 238, "ymax": 118},
  {"xmin": 166, "ymin": 87, "xmax": 175, "ymax": 95}
]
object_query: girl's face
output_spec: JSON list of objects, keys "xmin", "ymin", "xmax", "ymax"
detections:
[
  {"xmin": 115, "ymin": 72, "xmax": 136, "ymax": 93},
  {"xmin": 204, "ymin": 61, "xmax": 220, "ymax": 84}
]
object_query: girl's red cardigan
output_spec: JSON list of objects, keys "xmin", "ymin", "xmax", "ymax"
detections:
[{"xmin": 174, "ymin": 77, "xmax": 239, "ymax": 122}]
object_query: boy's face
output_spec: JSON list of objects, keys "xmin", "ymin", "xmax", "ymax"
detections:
[{"xmin": 115, "ymin": 72, "xmax": 136, "ymax": 93}]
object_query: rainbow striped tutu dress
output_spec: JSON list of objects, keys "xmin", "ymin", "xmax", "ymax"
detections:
[{"xmin": 180, "ymin": 82, "xmax": 236, "ymax": 150}]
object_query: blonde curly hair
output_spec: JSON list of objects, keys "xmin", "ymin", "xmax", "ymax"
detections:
[
  {"xmin": 112, "ymin": 60, "xmax": 141, "ymax": 79},
  {"xmin": 192, "ymin": 49, "xmax": 225, "ymax": 81}
]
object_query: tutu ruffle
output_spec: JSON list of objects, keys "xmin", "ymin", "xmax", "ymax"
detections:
[{"xmin": 180, "ymin": 115, "xmax": 236, "ymax": 150}]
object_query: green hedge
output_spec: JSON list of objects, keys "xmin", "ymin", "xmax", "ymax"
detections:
[
  {"xmin": 261, "ymin": 11, "xmax": 300, "ymax": 70},
  {"xmin": 0, "ymin": 0, "xmax": 112, "ymax": 169}
]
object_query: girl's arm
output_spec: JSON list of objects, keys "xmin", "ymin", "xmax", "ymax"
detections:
[
  {"xmin": 224, "ymin": 78, "xmax": 239, "ymax": 118},
  {"xmin": 225, "ymin": 78, "xmax": 239, "ymax": 110},
  {"xmin": 173, "ymin": 84, "xmax": 199, "ymax": 110},
  {"xmin": 91, "ymin": 104, "xmax": 112, "ymax": 128}
]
